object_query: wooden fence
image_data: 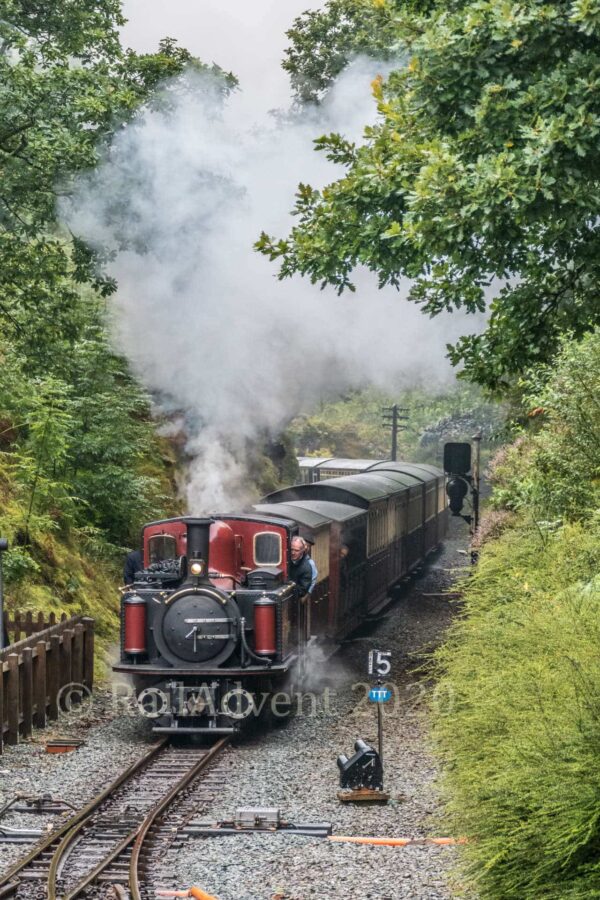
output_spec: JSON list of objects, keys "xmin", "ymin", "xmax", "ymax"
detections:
[
  {"xmin": 3, "ymin": 610, "xmax": 73, "ymax": 644},
  {"xmin": 0, "ymin": 612, "xmax": 95, "ymax": 752}
]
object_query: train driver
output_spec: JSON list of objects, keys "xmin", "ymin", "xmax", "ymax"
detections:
[{"xmin": 289, "ymin": 536, "xmax": 313, "ymax": 598}]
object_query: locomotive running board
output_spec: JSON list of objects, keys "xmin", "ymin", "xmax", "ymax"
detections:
[{"xmin": 112, "ymin": 660, "xmax": 295, "ymax": 677}]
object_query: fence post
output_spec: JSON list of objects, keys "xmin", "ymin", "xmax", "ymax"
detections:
[
  {"xmin": 82, "ymin": 618, "xmax": 95, "ymax": 692},
  {"xmin": 35, "ymin": 640, "xmax": 47, "ymax": 728},
  {"xmin": 22, "ymin": 647, "xmax": 33, "ymax": 739},
  {"xmin": 48, "ymin": 635, "xmax": 60, "ymax": 721},
  {"xmin": 24, "ymin": 611, "xmax": 33, "ymax": 638},
  {"xmin": 7, "ymin": 654, "xmax": 19, "ymax": 745},
  {"xmin": 59, "ymin": 629, "xmax": 73, "ymax": 711},
  {"xmin": 72, "ymin": 623, "xmax": 84, "ymax": 692},
  {"xmin": 0, "ymin": 662, "xmax": 4, "ymax": 754},
  {"xmin": 36, "ymin": 611, "xmax": 44, "ymax": 633},
  {"xmin": 13, "ymin": 611, "xmax": 21, "ymax": 643}
]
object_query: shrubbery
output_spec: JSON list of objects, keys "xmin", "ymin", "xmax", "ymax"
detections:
[
  {"xmin": 434, "ymin": 521, "xmax": 600, "ymax": 899},
  {"xmin": 0, "ymin": 291, "xmax": 179, "ymax": 644},
  {"xmin": 433, "ymin": 330, "xmax": 600, "ymax": 898},
  {"xmin": 487, "ymin": 330, "xmax": 600, "ymax": 522}
]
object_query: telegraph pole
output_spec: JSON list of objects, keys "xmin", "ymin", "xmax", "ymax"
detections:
[
  {"xmin": 382, "ymin": 405, "xmax": 409, "ymax": 461},
  {"xmin": 471, "ymin": 430, "xmax": 482, "ymax": 533}
]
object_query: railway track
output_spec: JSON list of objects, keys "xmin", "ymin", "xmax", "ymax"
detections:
[{"xmin": 0, "ymin": 736, "xmax": 229, "ymax": 900}]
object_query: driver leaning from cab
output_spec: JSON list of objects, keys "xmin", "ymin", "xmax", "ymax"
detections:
[{"xmin": 289, "ymin": 536, "xmax": 313, "ymax": 599}]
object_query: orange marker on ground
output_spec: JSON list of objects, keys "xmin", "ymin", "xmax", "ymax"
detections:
[
  {"xmin": 328, "ymin": 835, "xmax": 464, "ymax": 847},
  {"xmin": 155, "ymin": 888, "xmax": 219, "ymax": 900}
]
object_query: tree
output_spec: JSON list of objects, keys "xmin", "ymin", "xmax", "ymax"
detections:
[
  {"xmin": 283, "ymin": 0, "xmax": 403, "ymax": 103},
  {"xmin": 0, "ymin": 5, "xmax": 234, "ymax": 314},
  {"xmin": 0, "ymin": 3, "xmax": 234, "ymax": 562},
  {"xmin": 487, "ymin": 328, "xmax": 600, "ymax": 521},
  {"xmin": 261, "ymin": 0, "xmax": 600, "ymax": 391}
]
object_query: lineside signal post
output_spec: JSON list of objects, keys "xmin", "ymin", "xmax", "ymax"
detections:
[
  {"xmin": 368, "ymin": 649, "xmax": 392, "ymax": 771},
  {"xmin": 443, "ymin": 434, "xmax": 481, "ymax": 533},
  {"xmin": 336, "ymin": 649, "xmax": 392, "ymax": 803}
]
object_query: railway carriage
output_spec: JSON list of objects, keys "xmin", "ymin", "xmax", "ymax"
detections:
[
  {"xmin": 114, "ymin": 459, "xmax": 448, "ymax": 735},
  {"xmin": 253, "ymin": 499, "xmax": 367, "ymax": 640}
]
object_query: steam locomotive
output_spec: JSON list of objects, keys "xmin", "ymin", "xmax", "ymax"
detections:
[{"xmin": 114, "ymin": 459, "xmax": 448, "ymax": 734}]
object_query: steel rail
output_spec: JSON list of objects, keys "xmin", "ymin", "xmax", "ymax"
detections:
[
  {"xmin": 45, "ymin": 736, "xmax": 228, "ymax": 900},
  {"xmin": 0, "ymin": 737, "xmax": 168, "ymax": 896},
  {"xmin": 60, "ymin": 826, "xmax": 137, "ymax": 900},
  {"xmin": 129, "ymin": 736, "xmax": 230, "ymax": 900}
]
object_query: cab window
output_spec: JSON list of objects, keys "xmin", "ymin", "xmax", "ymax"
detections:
[
  {"xmin": 254, "ymin": 532, "xmax": 282, "ymax": 566},
  {"xmin": 148, "ymin": 534, "xmax": 177, "ymax": 564}
]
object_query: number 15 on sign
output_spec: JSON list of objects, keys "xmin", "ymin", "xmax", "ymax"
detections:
[{"xmin": 368, "ymin": 649, "xmax": 392, "ymax": 677}]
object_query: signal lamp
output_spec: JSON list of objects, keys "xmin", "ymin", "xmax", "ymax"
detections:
[
  {"xmin": 446, "ymin": 477, "xmax": 469, "ymax": 516},
  {"xmin": 443, "ymin": 442, "xmax": 472, "ymax": 476},
  {"xmin": 190, "ymin": 560, "xmax": 205, "ymax": 577}
]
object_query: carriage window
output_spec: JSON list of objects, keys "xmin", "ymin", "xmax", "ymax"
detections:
[
  {"xmin": 254, "ymin": 532, "xmax": 282, "ymax": 566},
  {"xmin": 148, "ymin": 534, "xmax": 177, "ymax": 564}
]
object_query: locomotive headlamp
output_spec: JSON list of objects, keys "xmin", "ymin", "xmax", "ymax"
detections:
[{"xmin": 190, "ymin": 560, "xmax": 205, "ymax": 577}]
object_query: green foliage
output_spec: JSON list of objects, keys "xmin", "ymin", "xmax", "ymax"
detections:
[
  {"xmin": 433, "ymin": 330, "xmax": 600, "ymax": 897},
  {"xmin": 433, "ymin": 520, "xmax": 600, "ymax": 899},
  {"xmin": 0, "ymin": 3, "xmax": 235, "ymax": 296},
  {"xmin": 488, "ymin": 329, "xmax": 600, "ymax": 520},
  {"xmin": 289, "ymin": 383, "xmax": 502, "ymax": 463},
  {"xmin": 0, "ymin": 1, "xmax": 203, "ymax": 640},
  {"xmin": 262, "ymin": 0, "xmax": 600, "ymax": 390},
  {"xmin": 0, "ymin": 306, "xmax": 179, "ymax": 601},
  {"xmin": 283, "ymin": 0, "xmax": 406, "ymax": 103}
]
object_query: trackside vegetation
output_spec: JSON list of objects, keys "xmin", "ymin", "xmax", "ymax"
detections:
[
  {"xmin": 0, "ymin": 4, "xmax": 205, "ymax": 646},
  {"xmin": 289, "ymin": 382, "xmax": 503, "ymax": 463},
  {"xmin": 432, "ymin": 330, "xmax": 600, "ymax": 899}
]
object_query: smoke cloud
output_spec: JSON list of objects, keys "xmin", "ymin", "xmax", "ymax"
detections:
[{"xmin": 65, "ymin": 55, "xmax": 482, "ymax": 513}]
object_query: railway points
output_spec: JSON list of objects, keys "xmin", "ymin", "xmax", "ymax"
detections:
[{"xmin": 0, "ymin": 737, "xmax": 228, "ymax": 899}]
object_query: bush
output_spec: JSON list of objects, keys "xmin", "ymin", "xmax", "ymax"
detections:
[
  {"xmin": 433, "ymin": 518, "xmax": 600, "ymax": 899},
  {"xmin": 3, "ymin": 547, "xmax": 40, "ymax": 584},
  {"xmin": 487, "ymin": 330, "xmax": 600, "ymax": 521}
]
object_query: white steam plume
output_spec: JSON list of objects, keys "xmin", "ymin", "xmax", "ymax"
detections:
[{"xmin": 65, "ymin": 59, "xmax": 482, "ymax": 513}]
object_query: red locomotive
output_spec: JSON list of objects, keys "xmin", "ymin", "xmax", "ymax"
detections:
[{"xmin": 114, "ymin": 460, "xmax": 448, "ymax": 734}]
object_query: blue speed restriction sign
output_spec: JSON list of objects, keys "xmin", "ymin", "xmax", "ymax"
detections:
[{"xmin": 368, "ymin": 687, "xmax": 392, "ymax": 703}]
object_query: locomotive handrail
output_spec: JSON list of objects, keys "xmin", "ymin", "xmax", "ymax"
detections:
[{"xmin": 164, "ymin": 585, "xmax": 228, "ymax": 605}]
